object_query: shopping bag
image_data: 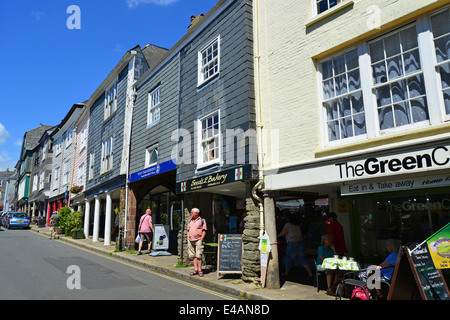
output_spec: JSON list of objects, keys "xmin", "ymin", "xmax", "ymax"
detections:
[
  {"xmin": 351, "ymin": 286, "xmax": 370, "ymax": 300},
  {"xmin": 135, "ymin": 234, "xmax": 141, "ymax": 243}
]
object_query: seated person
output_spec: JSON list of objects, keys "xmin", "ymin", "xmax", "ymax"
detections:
[
  {"xmin": 359, "ymin": 239, "xmax": 399, "ymax": 298},
  {"xmin": 316, "ymin": 234, "xmax": 338, "ymax": 295}
]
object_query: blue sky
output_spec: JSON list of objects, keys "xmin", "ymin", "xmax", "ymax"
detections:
[{"xmin": 0, "ymin": 0, "xmax": 216, "ymax": 171}]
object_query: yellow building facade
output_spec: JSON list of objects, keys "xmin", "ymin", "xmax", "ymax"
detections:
[{"xmin": 255, "ymin": 0, "xmax": 450, "ymax": 261}]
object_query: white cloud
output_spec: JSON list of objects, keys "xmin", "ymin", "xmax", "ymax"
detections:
[
  {"xmin": 0, "ymin": 150, "xmax": 16, "ymax": 172},
  {"xmin": 0, "ymin": 123, "xmax": 10, "ymax": 145},
  {"xmin": 126, "ymin": 0, "xmax": 178, "ymax": 8}
]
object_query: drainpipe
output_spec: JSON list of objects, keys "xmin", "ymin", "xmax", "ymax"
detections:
[
  {"xmin": 252, "ymin": 0, "xmax": 265, "ymax": 239},
  {"xmin": 124, "ymin": 84, "xmax": 137, "ymax": 249}
]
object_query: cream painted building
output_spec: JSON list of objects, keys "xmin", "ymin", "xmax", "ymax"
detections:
[{"xmin": 254, "ymin": 0, "xmax": 450, "ymax": 261}]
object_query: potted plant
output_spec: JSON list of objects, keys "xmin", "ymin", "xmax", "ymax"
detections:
[
  {"xmin": 70, "ymin": 184, "xmax": 83, "ymax": 194},
  {"xmin": 58, "ymin": 207, "xmax": 72, "ymax": 235},
  {"xmin": 69, "ymin": 211, "xmax": 84, "ymax": 239}
]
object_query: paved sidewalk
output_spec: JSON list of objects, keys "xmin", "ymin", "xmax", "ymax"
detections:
[{"xmin": 30, "ymin": 225, "xmax": 337, "ymax": 300}]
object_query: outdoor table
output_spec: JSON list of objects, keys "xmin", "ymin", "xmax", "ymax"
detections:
[{"xmin": 321, "ymin": 257, "xmax": 359, "ymax": 271}]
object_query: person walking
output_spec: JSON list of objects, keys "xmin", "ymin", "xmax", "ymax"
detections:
[
  {"xmin": 137, "ymin": 208, "xmax": 154, "ymax": 255},
  {"xmin": 187, "ymin": 208, "xmax": 207, "ymax": 277},
  {"xmin": 49, "ymin": 211, "xmax": 60, "ymax": 240},
  {"xmin": 278, "ymin": 213, "xmax": 313, "ymax": 279}
]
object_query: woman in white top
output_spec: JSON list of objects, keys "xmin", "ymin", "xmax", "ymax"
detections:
[{"xmin": 278, "ymin": 214, "xmax": 313, "ymax": 278}]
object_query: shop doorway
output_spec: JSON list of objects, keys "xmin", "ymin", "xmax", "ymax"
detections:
[
  {"xmin": 137, "ymin": 187, "xmax": 181, "ymax": 254},
  {"xmin": 275, "ymin": 196, "xmax": 329, "ymax": 283}
]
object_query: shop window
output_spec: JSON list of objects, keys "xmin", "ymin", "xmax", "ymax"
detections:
[{"xmin": 356, "ymin": 192, "xmax": 450, "ymax": 257}]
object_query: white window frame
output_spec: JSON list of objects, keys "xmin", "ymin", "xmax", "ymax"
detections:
[
  {"xmin": 53, "ymin": 167, "xmax": 60, "ymax": 190},
  {"xmin": 63, "ymin": 159, "xmax": 70, "ymax": 185},
  {"xmin": 198, "ymin": 36, "xmax": 221, "ymax": 87},
  {"xmin": 32, "ymin": 174, "xmax": 38, "ymax": 192},
  {"xmin": 42, "ymin": 141, "xmax": 47, "ymax": 162},
  {"xmin": 77, "ymin": 163, "xmax": 85, "ymax": 186},
  {"xmin": 88, "ymin": 152, "xmax": 95, "ymax": 180},
  {"xmin": 197, "ymin": 110, "xmax": 221, "ymax": 168},
  {"xmin": 101, "ymin": 137, "xmax": 114, "ymax": 174},
  {"xmin": 429, "ymin": 7, "xmax": 450, "ymax": 121},
  {"xmin": 39, "ymin": 172, "xmax": 45, "ymax": 190},
  {"xmin": 147, "ymin": 86, "xmax": 161, "ymax": 126},
  {"xmin": 104, "ymin": 78, "xmax": 118, "ymax": 121},
  {"xmin": 313, "ymin": 0, "xmax": 344, "ymax": 16},
  {"xmin": 80, "ymin": 126, "xmax": 87, "ymax": 150},
  {"xmin": 145, "ymin": 145, "xmax": 159, "ymax": 168},
  {"xmin": 319, "ymin": 14, "xmax": 448, "ymax": 147}
]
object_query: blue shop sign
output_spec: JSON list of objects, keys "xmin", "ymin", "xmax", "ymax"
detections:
[{"xmin": 129, "ymin": 159, "xmax": 176, "ymax": 183}]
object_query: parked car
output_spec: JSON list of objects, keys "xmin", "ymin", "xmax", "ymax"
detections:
[
  {"xmin": 4, "ymin": 212, "xmax": 31, "ymax": 229},
  {"xmin": 0, "ymin": 211, "xmax": 9, "ymax": 227}
]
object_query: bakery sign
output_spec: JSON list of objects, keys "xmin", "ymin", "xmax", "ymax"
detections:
[{"xmin": 177, "ymin": 165, "xmax": 251, "ymax": 193}]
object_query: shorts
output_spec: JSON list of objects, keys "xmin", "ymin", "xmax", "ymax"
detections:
[
  {"xmin": 50, "ymin": 226, "xmax": 58, "ymax": 232},
  {"xmin": 188, "ymin": 239, "xmax": 204, "ymax": 259},
  {"xmin": 139, "ymin": 232, "xmax": 153, "ymax": 243}
]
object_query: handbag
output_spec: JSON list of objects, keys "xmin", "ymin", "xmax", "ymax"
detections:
[{"xmin": 351, "ymin": 286, "xmax": 370, "ymax": 300}]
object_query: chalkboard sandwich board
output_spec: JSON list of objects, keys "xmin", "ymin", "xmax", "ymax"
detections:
[
  {"xmin": 217, "ymin": 234, "xmax": 243, "ymax": 279},
  {"xmin": 388, "ymin": 244, "xmax": 450, "ymax": 300}
]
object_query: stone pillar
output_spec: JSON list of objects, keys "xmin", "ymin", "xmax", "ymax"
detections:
[
  {"xmin": 126, "ymin": 187, "xmax": 137, "ymax": 249},
  {"xmin": 84, "ymin": 199, "xmax": 91, "ymax": 239},
  {"xmin": 264, "ymin": 193, "xmax": 280, "ymax": 289},
  {"xmin": 93, "ymin": 196, "xmax": 100, "ymax": 242},
  {"xmin": 104, "ymin": 191, "xmax": 112, "ymax": 246},
  {"xmin": 242, "ymin": 191, "xmax": 262, "ymax": 284}
]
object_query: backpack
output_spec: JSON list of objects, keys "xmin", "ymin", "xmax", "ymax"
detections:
[{"xmin": 189, "ymin": 218, "xmax": 205, "ymax": 228}]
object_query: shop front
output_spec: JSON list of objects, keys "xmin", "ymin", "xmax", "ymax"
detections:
[
  {"xmin": 265, "ymin": 141, "xmax": 450, "ymax": 265},
  {"xmin": 176, "ymin": 164, "xmax": 261, "ymax": 280},
  {"xmin": 126, "ymin": 159, "xmax": 179, "ymax": 252},
  {"xmin": 176, "ymin": 164, "xmax": 254, "ymax": 243}
]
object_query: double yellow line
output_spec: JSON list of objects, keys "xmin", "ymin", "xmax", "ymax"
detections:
[{"xmin": 36, "ymin": 231, "xmax": 236, "ymax": 300}]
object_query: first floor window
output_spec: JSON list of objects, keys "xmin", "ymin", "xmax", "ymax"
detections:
[
  {"xmin": 88, "ymin": 152, "xmax": 95, "ymax": 180},
  {"xmin": 77, "ymin": 163, "xmax": 85, "ymax": 186},
  {"xmin": 319, "ymin": 11, "xmax": 450, "ymax": 146},
  {"xmin": 431, "ymin": 8, "xmax": 450, "ymax": 116},
  {"xmin": 145, "ymin": 145, "xmax": 158, "ymax": 168},
  {"xmin": 101, "ymin": 137, "xmax": 113, "ymax": 173},
  {"xmin": 39, "ymin": 172, "xmax": 45, "ymax": 190},
  {"xmin": 369, "ymin": 24, "xmax": 428, "ymax": 129},
  {"xmin": 322, "ymin": 48, "xmax": 365, "ymax": 141},
  {"xmin": 198, "ymin": 111, "xmax": 220, "ymax": 166}
]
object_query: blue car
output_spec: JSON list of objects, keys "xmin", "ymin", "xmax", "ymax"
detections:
[{"xmin": 4, "ymin": 212, "xmax": 31, "ymax": 229}]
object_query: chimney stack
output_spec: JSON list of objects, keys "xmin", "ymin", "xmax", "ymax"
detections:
[{"xmin": 189, "ymin": 14, "xmax": 204, "ymax": 29}]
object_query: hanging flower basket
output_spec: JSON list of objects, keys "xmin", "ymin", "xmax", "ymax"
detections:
[{"xmin": 70, "ymin": 185, "xmax": 83, "ymax": 194}]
